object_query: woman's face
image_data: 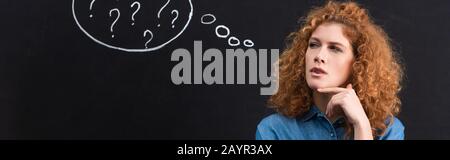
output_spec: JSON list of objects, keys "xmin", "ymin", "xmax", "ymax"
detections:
[{"xmin": 305, "ymin": 23, "xmax": 355, "ymax": 91}]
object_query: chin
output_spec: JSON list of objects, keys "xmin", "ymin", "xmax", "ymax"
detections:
[
  {"xmin": 307, "ymin": 79, "xmax": 334, "ymax": 91},
  {"xmin": 307, "ymin": 82, "xmax": 324, "ymax": 91}
]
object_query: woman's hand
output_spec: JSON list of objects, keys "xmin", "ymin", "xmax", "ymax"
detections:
[{"xmin": 317, "ymin": 84, "xmax": 373, "ymax": 140}]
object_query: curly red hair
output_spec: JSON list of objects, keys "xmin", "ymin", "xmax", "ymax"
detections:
[{"xmin": 269, "ymin": 1, "xmax": 404, "ymax": 138}]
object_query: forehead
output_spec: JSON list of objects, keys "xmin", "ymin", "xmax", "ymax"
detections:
[{"xmin": 310, "ymin": 23, "xmax": 351, "ymax": 47}]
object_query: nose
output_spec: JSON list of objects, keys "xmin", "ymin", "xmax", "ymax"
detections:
[{"xmin": 314, "ymin": 47, "xmax": 327, "ymax": 64}]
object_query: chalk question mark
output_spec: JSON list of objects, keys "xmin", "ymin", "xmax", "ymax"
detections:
[
  {"xmin": 144, "ymin": 30, "xmax": 154, "ymax": 49},
  {"xmin": 130, "ymin": 2, "xmax": 141, "ymax": 26},
  {"xmin": 170, "ymin": 10, "xmax": 178, "ymax": 28},
  {"xmin": 157, "ymin": 0, "xmax": 171, "ymax": 27},
  {"xmin": 89, "ymin": 0, "xmax": 95, "ymax": 18},
  {"xmin": 109, "ymin": 8, "xmax": 120, "ymax": 38}
]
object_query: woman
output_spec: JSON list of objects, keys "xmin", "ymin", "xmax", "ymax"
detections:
[{"xmin": 256, "ymin": 1, "xmax": 405, "ymax": 140}]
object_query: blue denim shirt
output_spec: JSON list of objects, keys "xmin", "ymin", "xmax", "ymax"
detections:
[{"xmin": 256, "ymin": 106, "xmax": 405, "ymax": 140}]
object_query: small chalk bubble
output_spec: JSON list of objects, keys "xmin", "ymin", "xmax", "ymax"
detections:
[
  {"xmin": 201, "ymin": 14, "xmax": 216, "ymax": 24},
  {"xmin": 228, "ymin": 36, "xmax": 240, "ymax": 46},
  {"xmin": 243, "ymin": 39, "xmax": 254, "ymax": 47},
  {"xmin": 215, "ymin": 25, "xmax": 230, "ymax": 38}
]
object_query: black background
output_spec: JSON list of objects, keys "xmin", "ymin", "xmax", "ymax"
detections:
[{"xmin": 0, "ymin": 0, "xmax": 449, "ymax": 139}]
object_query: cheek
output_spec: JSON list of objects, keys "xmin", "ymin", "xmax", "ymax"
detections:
[
  {"xmin": 331, "ymin": 57, "xmax": 354, "ymax": 80},
  {"xmin": 304, "ymin": 51, "xmax": 314, "ymax": 67}
]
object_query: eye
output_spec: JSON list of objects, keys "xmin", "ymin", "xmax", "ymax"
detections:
[
  {"xmin": 329, "ymin": 45, "xmax": 343, "ymax": 53},
  {"xmin": 308, "ymin": 42, "xmax": 320, "ymax": 49}
]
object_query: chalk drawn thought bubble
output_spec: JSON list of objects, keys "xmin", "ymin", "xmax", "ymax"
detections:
[{"xmin": 72, "ymin": 0, "xmax": 193, "ymax": 52}]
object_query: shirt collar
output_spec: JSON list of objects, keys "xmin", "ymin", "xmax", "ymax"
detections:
[
  {"xmin": 300, "ymin": 105, "xmax": 323, "ymax": 122},
  {"xmin": 300, "ymin": 105, "xmax": 347, "ymax": 126}
]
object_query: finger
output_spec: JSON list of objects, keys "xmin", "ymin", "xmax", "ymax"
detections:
[
  {"xmin": 327, "ymin": 93, "xmax": 346, "ymax": 117},
  {"xmin": 346, "ymin": 84, "xmax": 352, "ymax": 89},
  {"xmin": 325, "ymin": 100, "xmax": 332, "ymax": 116},
  {"xmin": 317, "ymin": 87, "xmax": 347, "ymax": 94},
  {"xmin": 327, "ymin": 96, "xmax": 337, "ymax": 117},
  {"xmin": 326, "ymin": 101, "xmax": 331, "ymax": 117}
]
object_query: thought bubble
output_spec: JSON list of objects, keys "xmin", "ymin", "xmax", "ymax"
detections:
[{"xmin": 72, "ymin": 0, "xmax": 193, "ymax": 52}]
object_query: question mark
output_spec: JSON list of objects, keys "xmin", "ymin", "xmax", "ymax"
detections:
[
  {"xmin": 130, "ymin": 2, "xmax": 140, "ymax": 26},
  {"xmin": 109, "ymin": 8, "xmax": 120, "ymax": 38},
  {"xmin": 170, "ymin": 10, "xmax": 178, "ymax": 29},
  {"xmin": 157, "ymin": 0, "xmax": 171, "ymax": 27},
  {"xmin": 144, "ymin": 30, "xmax": 154, "ymax": 49},
  {"xmin": 89, "ymin": 0, "xmax": 95, "ymax": 18}
]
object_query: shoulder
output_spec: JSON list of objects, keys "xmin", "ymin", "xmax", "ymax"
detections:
[
  {"xmin": 378, "ymin": 116, "xmax": 405, "ymax": 140},
  {"xmin": 257, "ymin": 113, "xmax": 294, "ymax": 129},
  {"xmin": 255, "ymin": 113, "xmax": 296, "ymax": 140}
]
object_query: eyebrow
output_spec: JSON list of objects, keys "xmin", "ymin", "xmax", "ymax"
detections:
[{"xmin": 309, "ymin": 37, "xmax": 346, "ymax": 48}]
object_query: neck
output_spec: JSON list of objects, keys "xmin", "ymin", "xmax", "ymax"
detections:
[
  {"xmin": 313, "ymin": 91, "xmax": 341, "ymax": 122},
  {"xmin": 313, "ymin": 91, "xmax": 329, "ymax": 113}
]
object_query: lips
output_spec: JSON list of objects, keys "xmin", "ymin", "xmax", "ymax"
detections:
[{"xmin": 310, "ymin": 67, "xmax": 327, "ymax": 75}]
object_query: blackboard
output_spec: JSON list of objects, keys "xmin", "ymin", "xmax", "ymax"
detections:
[{"xmin": 1, "ymin": 0, "xmax": 450, "ymax": 139}]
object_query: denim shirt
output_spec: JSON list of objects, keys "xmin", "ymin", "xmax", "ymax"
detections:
[{"xmin": 256, "ymin": 106, "xmax": 405, "ymax": 140}]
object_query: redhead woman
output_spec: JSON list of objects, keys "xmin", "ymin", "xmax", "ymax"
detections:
[{"xmin": 256, "ymin": 1, "xmax": 405, "ymax": 140}]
